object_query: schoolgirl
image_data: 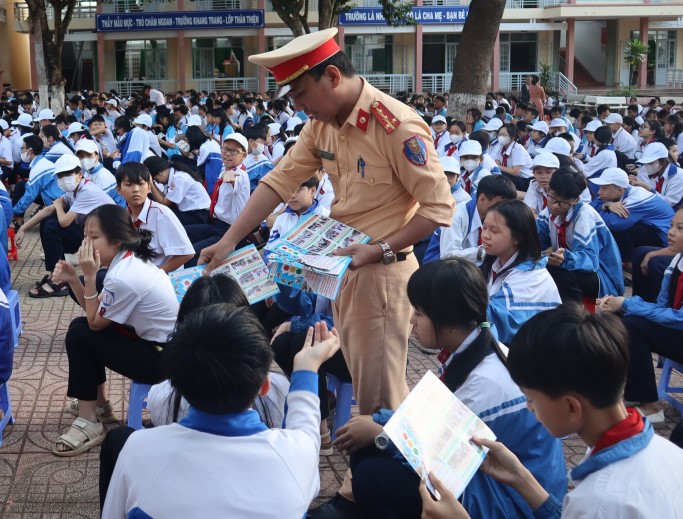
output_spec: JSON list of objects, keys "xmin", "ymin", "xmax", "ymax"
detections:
[
  {"xmin": 444, "ymin": 120, "xmax": 467, "ymax": 157},
  {"xmin": 41, "ymin": 124, "xmax": 74, "ymax": 163},
  {"xmin": 635, "ymin": 120, "xmax": 664, "ymax": 159},
  {"xmin": 465, "ymin": 107, "xmax": 485, "ymax": 134},
  {"xmin": 583, "ymin": 125, "xmax": 619, "ymax": 189},
  {"xmin": 206, "ymin": 108, "xmax": 234, "ymax": 145},
  {"xmin": 491, "ymin": 123, "xmax": 534, "ymax": 191},
  {"xmin": 523, "ymin": 152, "xmax": 560, "ymax": 215},
  {"xmin": 50, "ymin": 204, "xmax": 178, "ymax": 456},
  {"xmin": 185, "ymin": 125, "xmax": 224, "ymax": 195},
  {"xmin": 634, "ymin": 142, "xmax": 683, "ymax": 207},
  {"xmin": 155, "ymin": 107, "xmax": 182, "ymax": 160},
  {"xmin": 74, "ymin": 139, "xmax": 126, "ymax": 207},
  {"xmin": 664, "ymin": 114, "xmax": 683, "ymax": 152},
  {"xmin": 342, "ymin": 258, "xmax": 567, "ymax": 518},
  {"xmin": 266, "ymin": 122, "xmax": 287, "ymax": 164},
  {"xmin": 456, "ymin": 140, "xmax": 492, "ymax": 199},
  {"xmin": 480, "ymin": 200, "xmax": 561, "ymax": 344}
]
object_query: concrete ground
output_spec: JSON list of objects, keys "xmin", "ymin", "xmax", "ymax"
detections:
[{"xmin": 1, "ymin": 226, "xmax": 681, "ymax": 517}]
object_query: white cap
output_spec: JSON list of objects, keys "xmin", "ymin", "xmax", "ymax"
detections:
[
  {"xmin": 585, "ymin": 120, "xmax": 603, "ymax": 132},
  {"xmin": 66, "ymin": 122, "xmax": 87, "ymax": 137},
  {"xmin": 0, "ymin": 120, "xmax": 8, "ymax": 131},
  {"xmin": 285, "ymin": 116, "xmax": 303, "ymax": 132},
  {"xmin": 457, "ymin": 140, "xmax": 483, "ymax": 157},
  {"xmin": 284, "ymin": 136, "xmax": 299, "ymax": 146},
  {"xmin": 186, "ymin": 114, "xmax": 203, "ymax": 127},
  {"xmin": 532, "ymin": 152, "xmax": 560, "ymax": 169},
  {"xmin": 589, "ymin": 167, "xmax": 629, "ymax": 188},
  {"xmin": 543, "ymin": 137, "xmax": 572, "ymax": 156},
  {"xmin": 133, "ymin": 113, "xmax": 153, "ymax": 128},
  {"xmin": 34, "ymin": 108, "xmax": 56, "ymax": 122},
  {"xmin": 12, "ymin": 113, "xmax": 34, "ymax": 127},
  {"xmin": 549, "ymin": 118, "xmax": 567, "ymax": 128},
  {"xmin": 483, "ymin": 118, "xmax": 503, "ymax": 131},
  {"xmin": 75, "ymin": 139, "xmax": 100, "ymax": 156},
  {"xmin": 223, "ymin": 133, "xmax": 249, "ymax": 152},
  {"xmin": 439, "ymin": 156, "xmax": 461, "ymax": 174},
  {"xmin": 52, "ymin": 154, "xmax": 81, "ymax": 175},
  {"xmin": 105, "ymin": 99, "xmax": 118, "ymax": 107},
  {"xmin": 604, "ymin": 113, "xmax": 623, "ymax": 125},
  {"xmin": 527, "ymin": 121, "xmax": 549, "ymax": 134},
  {"xmin": 636, "ymin": 142, "xmax": 669, "ymax": 164},
  {"xmin": 268, "ymin": 122, "xmax": 282, "ymax": 135},
  {"xmin": 432, "ymin": 115, "xmax": 447, "ymax": 125}
]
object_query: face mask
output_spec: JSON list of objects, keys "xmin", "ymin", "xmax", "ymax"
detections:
[
  {"xmin": 80, "ymin": 157, "xmax": 98, "ymax": 171},
  {"xmin": 462, "ymin": 159, "xmax": 480, "ymax": 172},
  {"xmin": 252, "ymin": 143, "xmax": 264, "ymax": 155},
  {"xmin": 20, "ymin": 151, "xmax": 31, "ymax": 163},
  {"xmin": 488, "ymin": 132, "xmax": 497, "ymax": 140},
  {"xmin": 449, "ymin": 134, "xmax": 462, "ymax": 144},
  {"xmin": 497, "ymin": 136, "xmax": 511, "ymax": 147},
  {"xmin": 57, "ymin": 175, "xmax": 79, "ymax": 193},
  {"xmin": 643, "ymin": 162, "xmax": 661, "ymax": 176}
]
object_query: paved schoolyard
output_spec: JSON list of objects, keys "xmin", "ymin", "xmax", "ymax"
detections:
[{"xmin": 1, "ymin": 226, "xmax": 681, "ymax": 517}]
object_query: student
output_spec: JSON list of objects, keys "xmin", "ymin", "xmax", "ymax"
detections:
[
  {"xmin": 51, "ymin": 204, "xmax": 180, "ymax": 456},
  {"xmin": 636, "ymin": 120, "xmax": 664, "ymax": 159},
  {"xmin": 87, "ymin": 114, "xmax": 117, "ymax": 165},
  {"xmin": 426, "ymin": 175, "xmax": 516, "ymax": 265},
  {"xmin": 537, "ymin": 167, "xmax": 623, "ymax": 303},
  {"xmin": 266, "ymin": 122, "xmax": 286, "ymax": 164},
  {"xmin": 523, "ymin": 152, "xmax": 560, "ymax": 215},
  {"xmin": 154, "ymin": 106, "xmax": 182, "ymax": 160},
  {"xmin": 583, "ymin": 125, "xmax": 619, "ymax": 188},
  {"xmin": 115, "ymin": 163, "xmax": 194, "ymax": 273},
  {"xmin": 185, "ymin": 125, "xmax": 224, "ymax": 195},
  {"xmin": 466, "ymin": 107, "xmax": 485, "ymax": 134},
  {"xmin": 591, "ymin": 168, "xmax": 674, "ymax": 266},
  {"xmin": 548, "ymin": 117, "xmax": 568, "ymax": 137},
  {"xmin": 440, "ymin": 156, "xmax": 470, "ymax": 206},
  {"xmin": 468, "ymin": 131, "xmax": 500, "ymax": 175},
  {"xmin": 243, "ymin": 124, "xmax": 275, "ymax": 193},
  {"xmin": 604, "ymin": 113, "xmax": 638, "ymax": 159},
  {"xmin": 343, "ymin": 258, "xmax": 567, "ymax": 519},
  {"xmin": 0, "ymin": 120, "xmax": 13, "ymax": 181},
  {"xmin": 112, "ymin": 116, "xmax": 152, "ymax": 167},
  {"xmin": 41, "ymin": 124, "xmax": 74, "ymax": 163},
  {"xmin": 550, "ymin": 105, "xmax": 575, "ymax": 134},
  {"xmin": 420, "ymin": 305, "xmax": 683, "ymax": 519},
  {"xmin": 444, "ymin": 120, "xmax": 466, "ymax": 157},
  {"xmin": 480, "ymin": 200, "xmax": 561, "ymax": 344},
  {"xmin": 597, "ymin": 207, "xmax": 683, "ymax": 424},
  {"xmin": 482, "ymin": 117, "xmax": 503, "ymax": 147},
  {"xmin": 144, "ymin": 156, "xmax": 211, "ymax": 225},
  {"xmin": 491, "ymin": 123, "xmax": 533, "ymax": 191},
  {"xmin": 314, "ymin": 165, "xmax": 335, "ymax": 214},
  {"xmin": 74, "ymin": 139, "xmax": 125, "ymax": 207},
  {"xmin": 633, "ymin": 141, "xmax": 683, "ymax": 207},
  {"xmin": 206, "ymin": 108, "xmax": 234, "ymax": 144},
  {"xmin": 526, "ymin": 120, "xmax": 549, "ymax": 158},
  {"xmin": 431, "ymin": 115, "xmax": 450, "ymax": 157},
  {"xmin": 433, "ymin": 95, "xmax": 448, "ymax": 117}
]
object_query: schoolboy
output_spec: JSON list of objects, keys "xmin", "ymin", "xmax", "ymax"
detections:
[
  {"xmin": 634, "ymin": 141, "xmax": 683, "ymax": 207},
  {"xmin": 242, "ymin": 125, "xmax": 275, "ymax": 192},
  {"xmin": 537, "ymin": 167, "xmax": 624, "ymax": 303},
  {"xmin": 431, "ymin": 115, "xmax": 449, "ymax": 157},
  {"xmin": 549, "ymin": 106, "xmax": 575, "ymax": 134},
  {"xmin": 457, "ymin": 140, "xmax": 492, "ymax": 199},
  {"xmin": 526, "ymin": 120, "xmax": 549, "ymax": 158},
  {"xmin": 439, "ymin": 156, "xmax": 470, "ymax": 206},
  {"xmin": 102, "ymin": 308, "xmax": 341, "ymax": 519},
  {"xmin": 523, "ymin": 152, "xmax": 560, "ymax": 215},
  {"xmin": 423, "ymin": 175, "xmax": 516, "ymax": 264},
  {"xmin": 604, "ymin": 113, "xmax": 638, "ymax": 159},
  {"xmin": 468, "ymin": 131, "xmax": 501, "ymax": 174},
  {"xmin": 419, "ymin": 305, "xmax": 683, "ymax": 519},
  {"xmin": 115, "ymin": 163, "xmax": 194, "ymax": 273}
]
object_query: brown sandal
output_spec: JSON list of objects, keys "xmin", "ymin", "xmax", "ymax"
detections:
[{"xmin": 29, "ymin": 280, "xmax": 69, "ymax": 298}]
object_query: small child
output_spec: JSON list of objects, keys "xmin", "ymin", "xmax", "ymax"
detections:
[
  {"xmin": 525, "ymin": 121, "xmax": 549, "ymax": 158},
  {"xmin": 243, "ymin": 125, "xmax": 275, "ymax": 193},
  {"xmin": 444, "ymin": 120, "xmax": 467, "ymax": 157},
  {"xmin": 431, "ymin": 115, "xmax": 450, "ymax": 157},
  {"xmin": 524, "ymin": 152, "xmax": 560, "ymax": 215},
  {"xmin": 74, "ymin": 139, "xmax": 126, "ymax": 207},
  {"xmin": 457, "ymin": 140, "xmax": 492, "ymax": 200},
  {"xmin": 439, "ymin": 156, "xmax": 471, "ymax": 206}
]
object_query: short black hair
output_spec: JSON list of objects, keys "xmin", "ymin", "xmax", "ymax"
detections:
[
  {"xmin": 509, "ymin": 304, "xmax": 629, "ymax": 408},
  {"xmin": 143, "ymin": 156, "xmax": 172, "ymax": 177},
  {"xmin": 548, "ymin": 166, "xmax": 586, "ymax": 199},
  {"xmin": 594, "ymin": 125, "xmax": 613, "ymax": 146},
  {"xmin": 300, "ymin": 175, "xmax": 320, "ymax": 190},
  {"xmin": 23, "ymin": 134, "xmax": 43, "ymax": 155},
  {"xmin": 483, "ymin": 200, "xmax": 541, "ymax": 271},
  {"xmin": 115, "ymin": 161, "xmax": 151, "ymax": 186},
  {"xmin": 163, "ymin": 304, "xmax": 273, "ymax": 414},
  {"xmin": 627, "ymin": 104, "xmax": 640, "ymax": 113},
  {"xmin": 244, "ymin": 124, "xmax": 269, "ymax": 142},
  {"xmin": 178, "ymin": 274, "xmax": 248, "ymax": 323},
  {"xmin": 476, "ymin": 174, "xmax": 517, "ymax": 201},
  {"xmin": 468, "ymin": 130, "xmax": 490, "ymax": 151},
  {"xmin": 596, "ymin": 104, "xmax": 609, "ymax": 115},
  {"xmin": 308, "ymin": 51, "xmax": 356, "ymax": 82},
  {"xmin": 525, "ymin": 106, "xmax": 539, "ymax": 117}
]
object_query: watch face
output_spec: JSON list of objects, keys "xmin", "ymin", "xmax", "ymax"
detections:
[{"xmin": 382, "ymin": 253, "xmax": 395, "ymax": 265}]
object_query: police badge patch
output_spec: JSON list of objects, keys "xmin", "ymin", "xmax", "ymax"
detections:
[{"xmin": 403, "ymin": 136, "xmax": 428, "ymax": 166}]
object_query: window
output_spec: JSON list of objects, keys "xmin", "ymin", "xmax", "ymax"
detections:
[
  {"xmin": 115, "ymin": 40, "xmax": 167, "ymax": 81},
  {"xmin": 192, "ymin": 38, "xmax": 245, "ymax": 79}
]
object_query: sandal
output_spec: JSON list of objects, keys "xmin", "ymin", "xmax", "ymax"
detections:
[
  {"xmin": 33, "ymin": 275, "xmax": 50, "ymax": 288},
  {"xmin": 52, "ymin": 417, "xmax": 105, "ymax": 457},
  {"xmin": 65, "ymin": 399, "xmax": 118, "ymax": 424},
  {"xmin": 320, "ymin": 430, "xmax": 334, "ymax": 456},
  {"xmin": 29, "ymin": 280, "xmax": 69, "ymax": 298}
]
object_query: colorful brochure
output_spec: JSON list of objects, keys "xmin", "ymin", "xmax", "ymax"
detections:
[
  {"xmin": 168, "ymin": 244, "xmax": 279, "ymax": 305},
  {"xmin": 265, "ymin": 214, "xmax": 371, "ymax": 299},
  {"xmin": 383, "ymin": 371, "xmax": 497, "ymax": 499}
]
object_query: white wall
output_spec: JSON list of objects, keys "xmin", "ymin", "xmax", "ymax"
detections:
[{"xmin": 575, "ymin": 21, "xmax": 607, "ymax": 82}]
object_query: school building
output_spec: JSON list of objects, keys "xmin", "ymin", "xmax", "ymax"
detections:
[{"xmin": 4, "ymin": 0, "xmax": 683, "ymax": 97}]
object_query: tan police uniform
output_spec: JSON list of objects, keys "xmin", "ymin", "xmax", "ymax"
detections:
[{"xmin": 251, "ymin": 29, "xmax": 454, "ymax": 414}]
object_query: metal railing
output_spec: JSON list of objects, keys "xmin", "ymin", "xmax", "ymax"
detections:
[
  {"xmin": 192, "ymin": 0, "xmax": 250, "ymax": 9},
  {"xmin": 195, "ymin": 77, "xmax": 259, "ymax": 92},
  {"xmin": 422, "ymin": 71, "xmax": 577, "ymax": 97},
  {"xmin": 104, "ymin": 80, "xmax": 179, "ymax": 98},
  {"xmin": 364, "ymin": 74, "xmax": 414, "ymax": 93},
  {"xmin": 14, "ymin": 1, "xmax": 98, "ymax": 21},
  {"xmin": 551, "ymin": 71, "xmax": 578, "ymax": 96},
  {"xmin": 100, "ymin": 0, "xmax": 172, "ymax": 14},
  {"xmin": 422, "ymin": 74, "xmax": 453, "ymax": 94},
  {"xmin": 667, "ymin": 69, "xmax": 683, "ymax": 89}
]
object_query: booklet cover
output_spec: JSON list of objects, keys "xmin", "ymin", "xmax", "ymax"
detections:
[
  {"xmin": 266, "ymin": 214, "xmax": 371, "ymax": 300},
  {"xmin": 383, "ymin": 371, "xmax": 497, "ymax": 499},
  {"xmin": 168, "ymin": 244, "xmax": 280, "ymax": 305}
]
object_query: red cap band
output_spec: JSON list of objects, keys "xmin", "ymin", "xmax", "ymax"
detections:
[{"xmin": 270, "ymin": 37, "xmax": 341, "ymax": 86}]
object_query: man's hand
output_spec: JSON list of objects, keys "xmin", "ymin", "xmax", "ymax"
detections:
[
  {"xmin": 546, "ymin": 247, "xmax": 564, "ymax": 267},
  {"xmin": 607, "ymin": 201, "xmax": 629, "ymax": 218},
  {"xmin": 198, "ymin": 238, "xmax": 236, "ymax": 273},
  {"xmin": 334, "ymin": 243, "xmax": 383, "ymax": 269},
  {"xmin": 292, "ymin": 321, "xmax": 340, "ymax": 373},
  {"xmin": 419, "ymin": 474, "xmax": 470, "ymax": 519},
  {"xmin": 333, "ymin": 415, "xmax": 383, "ymax": 454}
]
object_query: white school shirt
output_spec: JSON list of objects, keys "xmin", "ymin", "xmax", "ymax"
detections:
[
  {"xmin": 0, "ymin": 136, "xmax": 13, "ymax": 168},
  {"xmin": 147, "ymin": 130, "xmax": 163, "ymax": 157},
  {"xmin": 98, "ymin": 250, "xmax": 179, "ymax": 343},
  {"xmin": 583, "ymin": 149, "xmax": 617, "ymax": 179},
  {"xmin": 611, "ymin": 128, "xmax": 638, "ymax": 159},
  {"xmin": 83, "ymin": 164, "xmax": 117, "ymax": 198},
  {"xmin": 131, "ymin": 197, "xmax": 194, "ymax": 268},
  {"xmin": 440, "ymin": 203, "xmax": 483, "ymax": 264},
  {"xmin": 636, "ymin": 163, "xmax": 683, "ymax": 207},
  {"xmin": 491, "ymin": 141, "xmax": 533, "ymax": 178},
  {"xmin": 164, "ymin": 168, "xmax": 211, "ymax": 212},
  {"xmin": 432, "ymin": 131, "xmax": 450, "ymax": 157},
  {"xmin": 315, "ymin": 172, "xmax": 335, "ymax": 213},
  {"xmin": 213, "ymin": 165, "xmax": 250, "ymax": 225},
  {"xmin": 524, "ymin": 180, "xmax": 591, "ymax": 214},
  {"xmin": 266, "ymin": 139, "xmax": 285, "ymax": 163},
  {"xmin": 63, "ymin": 179, "xmax": 115, "ymax": 222}
]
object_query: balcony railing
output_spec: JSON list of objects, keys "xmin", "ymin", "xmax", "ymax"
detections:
[
  {"xmin": 194, "ymin": 77, "xmax": 259, "ymax": 92},
  {"xmin": 14, "ymin": 1, "xmax": 98, "ymax": 22},
  {"xmin": 422, "ymin": 71, "xmax": 577, "ymax": 97},
  {"xmin": 667, "ymin": 69, "xmax": 683, "ymax": 88},
  {"xmin": 104, "ymin": 80, "xmax": 179, "ymax": 98}
]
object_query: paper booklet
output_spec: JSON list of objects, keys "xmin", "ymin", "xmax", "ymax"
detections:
[
  {"xmin": 383, "ymin": 370, "xmax": 497, "ymax": 499},
  {"xmin": 168, "ymin": 244, "xmax": 280, "ymax": 305},
  {"xmin": 265, "ymin": 214, "xmax": 371, "ymax": 300}
]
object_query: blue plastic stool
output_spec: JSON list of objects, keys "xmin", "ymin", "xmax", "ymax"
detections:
[
  {"xmin": 658, "ymin": 358, "xmax": 683, "ymax": 415},
  {"xmin": 6, "ymin": 290, "xmax": 21, "ymax": 349},
  {"xmin": 327, "ymin": 374, "xmax": 355, "ymax": 440},
  {"xmin": 0, "ymin": 382, "xmax": 15, "ymax": 447},
  {"xmin": 127, "ymin": 381, "xmax": 152, "ymax": 431}
]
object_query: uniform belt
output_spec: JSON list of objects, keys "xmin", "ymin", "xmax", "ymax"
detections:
[{"xmin": 396, "ymin": 252, "xmax": 412, "ymax": 262}]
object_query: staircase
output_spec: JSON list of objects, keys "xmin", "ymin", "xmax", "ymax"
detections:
[{"xmin": 559, "ymin": 50, "xmax": 604, "ymax": 89}]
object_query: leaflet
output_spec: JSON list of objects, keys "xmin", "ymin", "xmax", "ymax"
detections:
[
  {"xmin": 266, "ymin": 214, "xmax": 370, "ymax": 299},
  {"xmin": 383, "ymin": 371, "xmax": 497, "ymax": 499},
  {"xmin": 168, "ymin": 244, "xmax": 279, "ymax": 305}
]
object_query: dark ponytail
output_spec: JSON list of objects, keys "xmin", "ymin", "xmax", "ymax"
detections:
[
  {"xmin": 86, "ymin": 205, "xmax": 158, "ymax": 262},
  {"xmin": 41, "ymin": 124, "xmax": 74, "ymax": 152}
]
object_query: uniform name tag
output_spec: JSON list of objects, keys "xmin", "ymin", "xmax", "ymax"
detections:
[{"xmin": 318, "ymin": 149, "xmax": 335, "ymax": 161}]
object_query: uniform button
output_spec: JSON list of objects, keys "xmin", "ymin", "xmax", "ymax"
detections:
[
  {"xmin": 341, "ymin": 168, "xmax": 346, "ymax": 174},
  {"xmin": 340, "ymin": 135, "xmax": 346, "ymax": 141},
  {"xmin": 371, "ymin": 178, "xmax": 375, "ymax": 184},
  {"xmin": 339, "ymin": 197, "xmax": 345, "ymax": 203}
]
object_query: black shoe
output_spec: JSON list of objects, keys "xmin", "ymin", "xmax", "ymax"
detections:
[{"xmin": 307, "ymin": 494, "xmax": 356, "ymax": 519}]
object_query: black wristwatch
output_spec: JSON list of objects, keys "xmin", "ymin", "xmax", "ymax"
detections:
[
  {"xmin": 377, "ymin": 240, "xmax": 397, "ymax": 265},
  {"xmin": 375, "ymin": 431, "xmax": 390, "ymax": 450},
  {"xmin": 603, "ymin": 201, "xmax": 611, "ymax": 211}
]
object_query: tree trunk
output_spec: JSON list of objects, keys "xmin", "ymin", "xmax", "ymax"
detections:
[
  {"xmin": 318, "ymin": 0, "xmax": 335, "ymax": 30},
  {"xmin": 448, "ymin": 0, "xmax": 506, "ymax": 120},
  {"xmin": 271, "ymin": 0, "xmax": 309, "ymax": 36},
  {"xmin": 32, "ymin": 21, "xmax": 50, "ymax": 110}
]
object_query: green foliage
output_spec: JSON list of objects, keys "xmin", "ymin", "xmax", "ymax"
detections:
[
  {"xmin": 378, "ymin": 0, "xmax": 417, "ymax": 27},
  {"xmin": 538, "ymin": 62, "xmax": 552, "ymax": 91},
  {"xmin": 625, "ymin": 39, "xmax": 648, "ymax": 67}
]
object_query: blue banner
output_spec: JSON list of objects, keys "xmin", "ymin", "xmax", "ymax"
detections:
[
  {"xmin": 96, "ymin": 10, "xmax": 264, "ymax": 32},
  {"xmin": 339, "ymin": 7, "xmax": 468, "ymax": 26}
]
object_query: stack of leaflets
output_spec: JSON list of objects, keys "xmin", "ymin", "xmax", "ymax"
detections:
[
  {"xmin": 383, "ymin": 371, "xmax": 497, "ymax": 499},
  {"xmin": 168, "ymin": 244, "xmax": 279, "ymax": 305},
  {"xmin": 265, "ymin": 214, "xmax": 371, "ymax": 300}
]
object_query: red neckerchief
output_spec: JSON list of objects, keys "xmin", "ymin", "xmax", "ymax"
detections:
[
  {"xmin": 590, "ymin": 144, "xmax": 597, "ymax": 157},
  {"xmin": 542, "ymin": 193, "xmax": 548, "ymax": 209},
  {"xmin": 655, "ymin": 175, "xmax": 666, "ymax": 193},
  {"xmin": 491, "ymin": 269, "xmax": 498, "ymax": 283},
  {"xmin": 434, "ymin": 132, "xmax": 443, "ymax": 148},
  {"xmin": 672, "ymin": 270, "xmax": 683, "ymax": 310},
  {"xmin": 437, "ymin": 348, "xmax": 451, "ymax": 381},
  {"xmin": 477, "ymin": 227, "xmax": 483, "ymax": 246},
  {"xmin": 447, "ymin": 146, "xmax": 458, "ymax": 157},
  {"xmin": 591, "ymin": 408, "xmax": 645, "ymax": 456},
  {"xmin": 554, "ymin": 218, "xmax": 571, "ymax": 248},
  {"xmin": 463, "ymin": 172, "xmax": 472, "ymax": 194},
  {"xmin": 209, "ymin": 178, "xmax": 223, "ymax": 219},
  {"xmin": 502, "ymin": 142, "xmax": 513, "ymax": 168}
]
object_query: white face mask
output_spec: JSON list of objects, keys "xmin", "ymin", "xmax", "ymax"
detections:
[
  {"xmin": 462, "ymin": 159, "xmax": 480, "ymax": 172},
  {"xmin": 449, "ymin": 134, "xmax": 462, "ymax": 144},
  {"xmin": 253, "ymin": 143, "xmax": 264, "ymax": 155},
  {"xmin": 57, "ymin": 175, "xmax": 79, "ymax": 193},
  {"xmin": 20, "ymin": 151, "xmax": 31, "ymax": 163},
  {"xmin": 643, "ymin": 162, "xmax": 662, "ymax": 176},
  {"xmin": 80, "ymin": 157, "xmax": 98, "ymax": 171},
  {"xmin": 497, "ymin": 136, "xmax": 511, "ymax": 147}
]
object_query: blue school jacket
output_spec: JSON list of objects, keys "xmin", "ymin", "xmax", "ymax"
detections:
[
  {"xmin": 244, "ymin": 154, "xmax": 275, "ymax": 193},
  {"xmin": 120, "ymin": 127, "xmax": 148, "ymax": 165},
  {"xmin": 0, "ymin": 189, "xmax": 12, "ymax": 229},
  {"xmin": 590, "ymin": 186, "xmax": 674, "ymax": 244},
  {"xmin": 13, "ymin": 156, "xmax": 63, "ymax": 216},
  {"xmin": 538, "ymin": 202, "xmax": 625, "ymax": 297},
  {"xmin": 85, "ymin": 163, "xmax": 126, "ymax": 208},
  {"xmin": 0, "ymin": 289, "xmax": 13, "ymax": 384}
]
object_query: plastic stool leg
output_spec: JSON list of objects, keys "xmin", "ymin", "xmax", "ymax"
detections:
[{"xmin": 127, "ymin": 382, "xmax": 152, "ymax": 431}]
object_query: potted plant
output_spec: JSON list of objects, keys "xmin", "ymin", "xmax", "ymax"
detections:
[{"xmin": 625, "ymin": 39, "xmax": 648, "ymax": 88}]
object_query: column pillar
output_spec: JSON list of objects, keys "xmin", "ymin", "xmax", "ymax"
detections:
[
  {"xmin": 258, "ymin": 0, "xmax": 266, "ymax": 93},
  {"xmin": 177, "ymin": 0, "xmax": 186, "ymax": 91},
  {"xmin": 491, "ymin": 32, "xmax": 500, "ymax": 91},
  {"xmin": 29, "ymin": 25, "xmax": 38, "ymax": 90},
  {"xmin": 566, "ymin": 19, "xmax": 575, "ymax": 82},
  {"xmin": 414, "ymin": 0, "xmax": 422, "ymax": 94},
  {"xmin": 97, "ymin": 2, "xmax": 105, "ymax": 92},
  {"xmin": 638, "ymin": 17, "xmax": 649, "ymax": 89}
]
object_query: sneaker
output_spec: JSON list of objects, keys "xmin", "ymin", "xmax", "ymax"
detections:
[{"xmin": 307, "ymin": 494, "xmax": 356, "ymax": 519}]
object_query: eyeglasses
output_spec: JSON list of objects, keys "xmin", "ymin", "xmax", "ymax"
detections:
[
  {"xmin": 221, "ymin": 148, "xmax": 243, "ymax": 156},
  {"xmin": 546, "ymin": 194, "xmax": 576, "ymax": 210}
]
